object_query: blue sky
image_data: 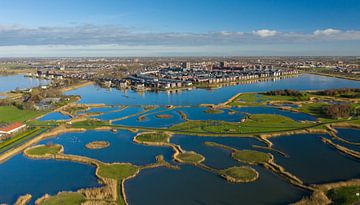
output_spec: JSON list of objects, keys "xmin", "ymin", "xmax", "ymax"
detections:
[{"xmin": 0, "ymin": 0, "xmax": 359, "ymax": 56}]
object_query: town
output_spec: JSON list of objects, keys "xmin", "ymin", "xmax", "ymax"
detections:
[{"xmin": 7, "ymin": 56, "xmax": 360, "ymax": 91}]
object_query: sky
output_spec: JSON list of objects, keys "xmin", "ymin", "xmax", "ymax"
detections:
[{"xmin": 0, "ymin": 0, "xmax": 359, "ymax": 57}]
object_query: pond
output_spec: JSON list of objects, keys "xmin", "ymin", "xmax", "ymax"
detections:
[{"xmin": 0, "ymin": 154, "xmax": 100, "ymax": 205}]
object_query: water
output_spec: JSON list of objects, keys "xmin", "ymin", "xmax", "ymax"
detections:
[
  {"xmin": 0, "ymin": 75, "xmax": 50, "ymax": 93},
  {"xmin": 171, "ymin": 135, "xmax": 265, "ymax": 169},
  {"xmin": 125, "ymin": 165, "xmax": 308, "ymax": 205},
  {"xmin": 333, "ymin": 128, "xmax": 360, "ymax": 152},
  {"xmin": 271, "ymin": 134, "xmax": 360, "ymax": 184},
  {"xmin": 336, "ymin": 128, "xmax": 360, "ymax": 143},
  {"xmin": 66, "ymin": 74, "xmax": 360, "ymax": 106},
  {"xmin": 37, "ymin": 112, "xmax": 71, "ymax": 121},
  {"xmin": 78, "ymin": 106, "xmax": 122, "ymax": 114},
  {"xmin": 92, "ymin": 107, "xmax": 144, "ymax": 121},
  {"xmin": 38, "ymin": 130, "xmax": 174, "ymax": 165},
  {"xmin": 0, "ymin": 154, "xmax": 100, "ymax": 205},
  {"xmin": 113, "ymin": 107, "xmax": 184, "ymax": 128}
]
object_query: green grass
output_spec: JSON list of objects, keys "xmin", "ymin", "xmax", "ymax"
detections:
[
  {"xmin": 0, "ymin": 106, "xmax": 46, "ymax": 123},
  {"xmin": 136, "ymin": 132, "xmax": 170, "ymax": 143},
  {"xmin": 40, "ymin": 192, "xmax": 85, "ymax": 205},
  {"xmin": 64, "ymin": 106, "xmax": 88, "ymax": 114},
  {"xmin": 297, "ymin": 102, "xmax": 328, "ymax": 118},
  {"xmin": 0, "ymin": 127, "xmax": 47, "ymax": 153},
  {"xmin": 326, "ymin": 186, "xmax": 360, "ymax": 205},
  {"xmin": 97, "ymin": 163, "xmax": 139, "ymax": 180},
  {"xmin": 219, "ymin": 166, "xmax": 258, "ymax": 182},
  {"xmin": 71, "ymin": 119, "xmax": 110, "ymax": 129},
  {"xmin": 26, "ymin": 144, "xmax": 62, "ymax": 156},
  {"xmin": 204, "ymin": 109, "xmax": 224, "ymax": 114},
  {"xmin": 232, "ymin": 150, "xmax": 271, "ymax": 164},
  {"xmin": 170, "ymin": 114, "xmax": 312, "ymax": 134},
  {"xmin": 228, "ymin": 93, "xmax": 299, "ymax": 106},
  {"xmin": 176, "ymin": 152, "xmax": 204, "ymax": 164}
]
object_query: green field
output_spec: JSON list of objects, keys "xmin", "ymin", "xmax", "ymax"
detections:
[
  {"xmin": 326, "ymin": 186, "xmax": 360, "ymax": 205},
  {"xmin": 232, "ymin": 150, "xmax": 271, "ymax": 164},
  {"xmin": 228, "ymin": 93, "xmax": 299, "ymax": 106},
  {"xmin": 71, "ymin": 119, "xmax": 111, "ymax": 129},
  {"xmin": 0, "ymin": 106, "xmax": 46, "ymax": 123},
  {"xmin": 40, "ymin": 192, "xmax": 85, "ymax": 205},
  {"xmin": 297, "ymin": 102, "xmax": 327, "ymax": 118},
  {"xmin": 26, "ymin": 144, "xmax": 62, "ymax": 156},
  {"xmin": 170, "ymin": 114, "xmax": 312, "ymax": 134},
  {"xmin": 219, "ymin": 166, "xmax": 258, "ymax": 182},
  {"xmin": 97, "ymin": 163, "xmax": 139, "ymax": 180},
  {"xmin": 135, "ymin": 132, "xmax": 170, "ymax": 143},
  {"xmin": 176, "ymin": 152, "xmax": 204, "ymax": 164}
]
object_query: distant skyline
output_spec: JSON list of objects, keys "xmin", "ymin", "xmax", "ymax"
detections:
[{"xmin": 0, "ymin": 0, "xmax": 359, "ymax": 57}]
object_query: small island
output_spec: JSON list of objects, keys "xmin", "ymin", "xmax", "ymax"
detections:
[
  {"xmin": 232, "ymin": 150, "xmax": 272, "ymax": 164},
  {"xmin": 85, "ymin": 141, "xmax": 110, "ymax": 150},
  {"xmin": 174, "ymin": 151, "xmax": 205, "ymax": 164},
  {"xmin": 204, "ymin": 109, "xmax": 224, "ymax": 114},
  {"xmin": 219, "ymin": 166, "xmax": 259, "ymax": 183},
  {"xmin": 155, "ymin": 114, "xmax": 173, "ymax": 119}
]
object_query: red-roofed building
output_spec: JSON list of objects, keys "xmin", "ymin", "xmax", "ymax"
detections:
[{"xmin": 0, "ymin": 122, "xmax": 26, "ymax": 138}]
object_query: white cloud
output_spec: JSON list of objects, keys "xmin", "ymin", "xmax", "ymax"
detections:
[
  {"xmin": 0, "ymin": 24, "xmax": 359, "ymax": 49},
  {"xmin": 252, "ymin": 29, "xmax": 278, "ymax": 38},
  {"xmin": 314, "ymin": 28, "xmax": 341, "ymax": 36}
]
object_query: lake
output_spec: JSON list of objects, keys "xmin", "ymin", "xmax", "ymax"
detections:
[{"xmin": 0, "ymin": 75, "xmax": 50, "ymax": 93}]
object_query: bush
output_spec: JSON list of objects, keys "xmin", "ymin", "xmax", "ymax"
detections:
[{"xmin": 322, "ymin": 104, "xmax": 355, "ymax": 119}]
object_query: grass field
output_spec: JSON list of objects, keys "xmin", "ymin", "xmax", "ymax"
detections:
[
  {"xmin": 232, "ymin": 150, "xmax": 271, "ymax": 164},
  {"xmin": 170, "ymin": 114, "xmax": 311, "ymax": 134},
  {"xmin": 175, "ymin": 152, "xmax": 204, "ymax": 164},
  {"xmin": 219, "ymin": 166, "xmax": 258, "ymax": 182},
  {"xmin": 297, "ymin": 102, "xmax": 327, "ymax": 118},
  {"xmin": 26, "ymin": 144, "xmax": 62, "ymax": 156},
  {"xmin": 228, "ymin": 93, "xmax": 299, "ymax": 106},
  {"xmin": 326, "ymin": 186, "xmax": 360, "ymax": 205},
  {"xmin": 97, "ymin": 163, "xmax": 139, "ymax": 180},
  {"xmin": 0, "ymin": 106, "xmax": 46, "ymax": 123},
  {"xmin": 135, "ymin": 132, "xmax": 170, "ymax": 143},
  {"xmin": 71, "ymin": 119, "xmax": 111, "ymax": 129},
  {"xmin": 40, "ymin": 192, "xmax": 85, "ymax": 205}
]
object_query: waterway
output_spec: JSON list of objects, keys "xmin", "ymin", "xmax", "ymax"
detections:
[{"xmin": 0, "ymin": 75, "xmax": 50, "ymax": 93}]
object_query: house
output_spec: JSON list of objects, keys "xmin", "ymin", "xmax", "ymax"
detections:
[{"xmin": 0, "ymin": 122, "xmax": 26, "ymax": 139}]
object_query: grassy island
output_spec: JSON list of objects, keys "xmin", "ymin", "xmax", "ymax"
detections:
[
  {"xmin": 219, "ymin": 166, "xmax": 259, "ymax": 183},
  {"xmin": 175, "ymin": 152, "xmax": 205, "ymax": 164},
  {"xmin": 97, "ymin": 163, "xmax": 139, "ymax": 180},
  {"xmin": 232, "ymin": 150, "xmax": 272, "ymax": 164},
  {"xmin": 39, "ymin": 192, "xmax": 85, "ymax": 205},
  {"xmin": 25, "ymin": 144, "xmax": 62, "ymax": 156},
  {"xmin": 85, "ymin": 141, "xmax": 110, "ymax": 149},
  {"xmin": 155, "ymin": 114, "xmax": 172, "ymax": 119},
  {"xmin": 327, "ymin": 186, "xmax": 360, "ymax": 205},
  {"xmin": 135, "ymin": 132, "xmax": 170, "ymax": 143},
  {"xmin": 204, "ymin": 109, "xmax": 224, "ymax": 114},
  {"xmin": 170, "ymin": 114, "xmax": 311, "ymax": 134}
]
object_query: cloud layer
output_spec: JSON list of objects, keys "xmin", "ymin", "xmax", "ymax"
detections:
[{"xmin": 0, "ymin": 24, "xmax": 360, "ymax": 47}]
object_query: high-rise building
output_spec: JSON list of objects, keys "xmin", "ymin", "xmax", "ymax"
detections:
[
  {"xmin": 183, "ymin": 62, "xmax": 191, "ymax": 68},
  {"xmin": 220, "ymin": 61, "xmax": 228, "ymax": 68}
]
